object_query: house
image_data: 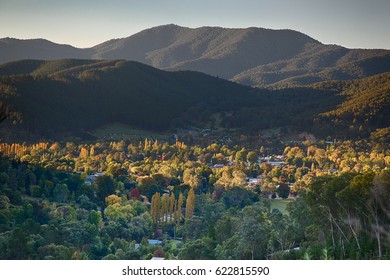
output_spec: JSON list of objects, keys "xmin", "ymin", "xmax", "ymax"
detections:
[
  {"xmin": 140, "ymin": 195, "xmax": 151, "ymax": 206},
  {"xmin": 134, "ymin": 239, "xmax": 163, "ymax": 250},
  {"xmin": 247, "ymin": 178, "xmax": 263, "ymax": 185},
  {"xmin": 212, "ymin": 164, "xmax": 225, "ymax": 169},
  {"xmin": 147, "ymin": 239, "xmax": 163, "ymax": 245},
  {"xmin": 268, "ymin": 161, "xmax": 284, "ymax": 167},
  {"xmin": 84, "ymin": 172, "xmax": 105, "ymax": 185}
]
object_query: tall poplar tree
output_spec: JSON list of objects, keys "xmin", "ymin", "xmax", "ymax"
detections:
[
  {"xmin": 161, "ymin": 193, "xmax": 169, "ymax": 224},
  {"xmin": 176, "ymin": 193, "xmax": 184, "ymax": 225},
  {"xmin": 185, "ymin": 188, "xmax": 195, "ymax": 220},
  {"xmin": 151, "ymin": 192, "xmax": 161, "ymax": 224},
  {"xmin": 169, "ymin": 192, "xmax": 175, "ymax": 223}
]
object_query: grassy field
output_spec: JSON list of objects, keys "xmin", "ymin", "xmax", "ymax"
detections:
[
  {"xmin": 270, "ymin": 199, "xmax": 294, "ymax": 214},
  {"xmin": 90, "ymin": 122, "xmax": 171, "ymax": 141}
]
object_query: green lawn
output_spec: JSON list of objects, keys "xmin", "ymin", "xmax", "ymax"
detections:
[
  {"xmin": 90, "ymin": 122, "xmax": 171, "ymax": 140},
  {"xmin": 270, "ymin": 199, "xmax": 294, "ymax": 215}
]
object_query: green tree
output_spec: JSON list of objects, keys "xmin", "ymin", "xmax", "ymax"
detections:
[
  {"xmin": 178, "ymin": 237, "xmax": 215, "ymax": 259},
  {"xmin": 7, "ymin": 227, "xmax": 30, "ymax": 259},
  {"xmin": 238, "ymin": 202, "xmax": 272, "ymax": 259},
  {"xmin": 96, "ymin": 175, "xmax": 115, "ymax": 206},
  {"xmin": 215, "ymin": 215, "xmax": 237, "ymax": 245},
  {"xmin": 105, "ymin": 203, "xmax": 134, "ymax": 222},
  {"xmin": 37, "ymin": 244, "xmax": 72, "ymax": 260},
  {"xmin": 277, "ymin": 184, "xmax": 290, "ymax": 199},
  {"xmin": 88, "ymin": 210, "xmax": 102, "ymax": 226},
  {"xmin": 222, "ymin": 187, "xmax": 259, "ymax": 209},
  {"xmin": 0, "ymin": 195, "xmax": 10, "ymax": 210},
  {"xmin": 53, "ymin": 183, "xmax": 70, "ymax": 203}
]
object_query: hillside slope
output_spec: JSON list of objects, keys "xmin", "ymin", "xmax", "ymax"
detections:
[
  {"xmin": 315, "ymin": 73, "xmax": 390, "ymax": 138},
  {"xmin": 232, "ymin": 45, "xmax": 390, "ymax": 87},
  {"xmin": 0, "ymin": 59, "xmax": 262, "ymax": 140},
  {"xmin": 0, "ymin": 59, "xmax": 344, "ymax": 141}
]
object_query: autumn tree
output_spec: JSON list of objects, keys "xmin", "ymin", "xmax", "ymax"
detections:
[
  {"xmin": 246, "ymin": 151, "xmax": 258, "ymax": 166},
  {"xmin": 176, "ymin": 193, "xmax": 183, "ymax": 224},
  {"xmin": 169, "ymin": 192, "xmax": 175, "ymax": 223},
  {"xmin": 151, "ymin": 192, "xmax": 161, "ymax": 224},
  {"xmin": 129, "ymin": 188, "xmax": 141, "ymax": 200},
  {"xmin": 185, "ymin": 188, "xmax": 195, "ymax": 220},
  {"xmin": 105, "ymin": 194, "xmax": 121, "ymax": 206},
  {"xmin": 235, "ymin": 148, "xmax": 247, "ymax": 164},
  {"xmin": 183, "ymin": 168, "xmax": 202, "ymax": 189},
  {"xmin": 161, "ymin": 193, "xmax": 170, "ymax": 224},
  {"xmin": 231, "ymin": 170, "xmax": 247, "ymax": 187},
  {"xmin": 79, "ymin": 147, "xmax": 89, "ymax": 159},
  {"xmin": 90, "ymin": 146, "xmax": 95, "ymax": 157},
  {"xmin": 215, "ymin": 169, "xmax": 246, "ymax": 189}
]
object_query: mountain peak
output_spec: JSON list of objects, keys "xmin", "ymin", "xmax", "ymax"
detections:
[{"xmin": 1, "ymin": 25, "xmax": 390, "ymax": 87}]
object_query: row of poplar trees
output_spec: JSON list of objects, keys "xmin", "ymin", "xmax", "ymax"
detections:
[{"xmin": 150, "ymin": 189, "xmax": 195, "ymax": 225}]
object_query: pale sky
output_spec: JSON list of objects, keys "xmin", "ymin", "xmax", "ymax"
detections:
[{"xmin": 0, "ymin": 0, "xmax": 389, "ymax": 49}]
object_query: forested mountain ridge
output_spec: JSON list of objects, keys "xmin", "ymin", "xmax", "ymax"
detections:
[
  {"xmin": 0, "ymin": 58, "xmax": 336, "ymax": 140},
  {"xmin": 0, "ymin": 59, "xmax": 388, "ymax": 142},
  {"xmin": 90, "ymin": 25, "xmax": 319, "ymax": 79},
  {"xmin": 315, "ymin": 73, "xmax": 390, "ymax": 139},
  {"xmin": 1, "ymin": 24, "xmax": 390, "ymax": 87},
  {"xmin": 232, "ymin": 45, "xmax": 390, "ymax": 88}
]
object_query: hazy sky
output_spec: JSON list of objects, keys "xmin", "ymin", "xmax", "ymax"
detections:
[{"xmin": 1, "ymin": 0, "xmax": 389, "ymax": 49}]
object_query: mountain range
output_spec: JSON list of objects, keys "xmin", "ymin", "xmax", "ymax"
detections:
[
  {"xmin": 1, "ymin": 24, "xmax": 390, "ymax": 87},
  {"xmin": 0, "ymin": 58, "xmax": 388, "ymax": 141}
]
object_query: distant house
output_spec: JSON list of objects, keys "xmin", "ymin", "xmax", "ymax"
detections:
[
  {"xmin": 147, "ymin": 239, "xmax": 163, "ymax": 245},
  {"xmin": 84, "ymin": 172, "xmax": 104, "ymax": 185},
  {"xmin": 140, "ymin": 195, "xmax": 151, "ymax": 206},
  {"xmin": 260, "ymin": 156, "xmax": 285, "ymax": 167},
  {"xmin": 212, "ymin": 164, "xmax": 225, "ymax": 169},
  {"xmin": 267, "ymin": 160, "xmax": 284, "ymax": 167},
  {"xmin": 134, "ymin": 239, "xmax": 163, "ymax": 250},
  {"xmin": 247, "ymin": 178, "xmax": 263, "ymax": 185}
]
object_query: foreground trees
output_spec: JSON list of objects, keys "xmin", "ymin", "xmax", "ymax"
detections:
[
  {"xmin": 303, "ymin": 171, "xmax": 390, "ymax": 259},
  {"xmin": 0, "ymin": 135, "xmax": 389, "ymax": 259}
]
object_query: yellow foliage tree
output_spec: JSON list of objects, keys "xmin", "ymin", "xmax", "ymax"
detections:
[{"xmin": 185, "ymin": 188, "xmax": 195, "ymax": 220}]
